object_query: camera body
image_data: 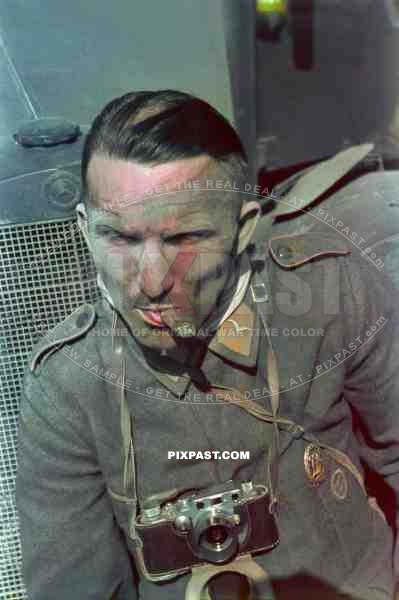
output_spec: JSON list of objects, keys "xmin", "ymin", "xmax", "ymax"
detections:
[{"xmin": 133, "ymin": 480, "xmax": 279, "ymax": 582}]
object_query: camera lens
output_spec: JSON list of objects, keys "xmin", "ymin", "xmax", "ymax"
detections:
[
  {"xmin": 199, "ymin": 521, "xmax": 232, "ymax": 553},
  {"xmin": 205, "ymin": 525, "xmax": 229, "ymax": 547},
  {"xmin": 192, "ymin": 515, "xmax": 238, "ymax": 564}
]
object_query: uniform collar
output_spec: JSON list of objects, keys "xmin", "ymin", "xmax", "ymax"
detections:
[
  {"xmin": 131, "ymin": 282, "xmax": 261, "ymax": 397},
  {"xmin": 102, "ymin": 251, "xmax": 261, "ymax": 397}
]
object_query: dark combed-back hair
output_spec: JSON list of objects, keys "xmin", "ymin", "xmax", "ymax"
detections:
[{"xmin": 81, "ymin": 89, "xmax": 247, "ymax": 204}]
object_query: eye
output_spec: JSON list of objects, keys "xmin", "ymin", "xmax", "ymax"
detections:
[
  {"xmin": 104, "ymin": 230, "xmax": 124, "ymax": 241},
  {"xmin": 96, "ymin": 226, "xmax": 141, "ymax": 244},
  {"xmin": 165, "ymin": 230, "xmax": 214, "ymax": 244}
]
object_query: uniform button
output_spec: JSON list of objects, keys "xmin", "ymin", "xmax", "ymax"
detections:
[
  {"xmin": 76, "ymin": 310, "xmax": 89, "ymax": 329},
  {"xmin": 277, "ymin": 246, "xmax": 292, "ymax": 259}
]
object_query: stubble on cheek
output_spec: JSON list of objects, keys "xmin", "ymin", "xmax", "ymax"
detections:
[{"xmin": 89, "ymin": 239, "xmax": 137, "ymax": 308}]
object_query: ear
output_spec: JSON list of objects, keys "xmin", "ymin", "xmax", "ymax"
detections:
[
  {"xmin": 236, "ymin": 200, "xmax": 261, "ymax": 255},
  {"xmin": 75, "ymin": 202, "xmax": 93, "ymax": 252}
]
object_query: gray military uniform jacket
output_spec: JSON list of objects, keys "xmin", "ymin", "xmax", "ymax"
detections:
[{"xmin": 16, "ymin": 160, "xmax": 399, "ymax": 600}]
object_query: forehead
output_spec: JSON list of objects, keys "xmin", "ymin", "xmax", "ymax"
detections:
[
  {"xmin": 87, "ymin": 155, "xmax": 238, "ymax": 228},
  {"xmin": 88, "ymin": 154, "xmax": 215, "ymax": 205}
]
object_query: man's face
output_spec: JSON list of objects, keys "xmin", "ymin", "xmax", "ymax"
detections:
[{"xmin": 84, "ymin": 154, "xmax": 244, "ymax": 353}]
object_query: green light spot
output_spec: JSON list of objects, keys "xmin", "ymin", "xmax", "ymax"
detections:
[{"xmin": 257, "ymin": 0, "xmax": 287, "ymax": 15}]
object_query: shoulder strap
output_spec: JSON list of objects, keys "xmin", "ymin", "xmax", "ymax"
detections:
[
  {"xmin": 271, "ymin": 143, "xmax": 374, "ymax": 218},
  {"xmin": 30, "ymin": 303, "xmax": 96, "ymax": 374}
]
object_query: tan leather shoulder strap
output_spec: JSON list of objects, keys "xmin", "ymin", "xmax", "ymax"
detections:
[{"xmin": 272, "ymin": 143, "xmax": 374, "ymax": 218}]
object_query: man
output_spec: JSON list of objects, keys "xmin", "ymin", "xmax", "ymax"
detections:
[{"xmin": 16, "ymin": 90, "xmax": 399, "ymax": 600}]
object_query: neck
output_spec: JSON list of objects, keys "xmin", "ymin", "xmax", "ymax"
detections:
[
  {"xmin": 152, "ymin": 254, "xmax": 245, "ymax": 368},
  {"xmin": 158, "ymin": 336, "xmax": 209, "ymax": 368},
  {"xmin": 198, "ymin": 253, "xmax": 243, "ymax": 335}
]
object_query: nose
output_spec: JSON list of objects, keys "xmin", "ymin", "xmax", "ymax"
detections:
[{"xmin": 138, "ymin": 245, "xmax": 174, "ymax": 301}]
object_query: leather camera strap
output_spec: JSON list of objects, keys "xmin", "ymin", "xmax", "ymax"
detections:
[
  {"xmin": 110, "ymin": 310, "xmax": 141, "ymax": 546},
  {"xmin": 110, "ymin": 276, "xmax": 304, "ymax": 522}
]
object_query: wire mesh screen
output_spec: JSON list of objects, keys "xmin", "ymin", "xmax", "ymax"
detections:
[{"xmin": 0, "ymin": 218, "xmax": 99, "ymax": 600}]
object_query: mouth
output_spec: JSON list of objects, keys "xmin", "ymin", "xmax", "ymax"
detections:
[{"xmin": 136, "ymin": 308, "xmax": 170, "ymax": 329}]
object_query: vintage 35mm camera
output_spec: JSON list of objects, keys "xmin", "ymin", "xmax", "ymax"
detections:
[{"xmin": 133, "ymin": 480, "xmax": 279, "ymax": 582}]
